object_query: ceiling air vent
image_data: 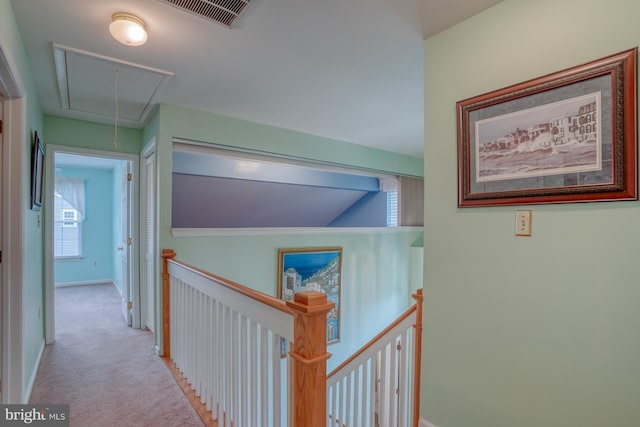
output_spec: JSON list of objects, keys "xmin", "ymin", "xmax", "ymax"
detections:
[{"xmin": 158, "ymin": 0, "xmax": 252, "ymax": 28}]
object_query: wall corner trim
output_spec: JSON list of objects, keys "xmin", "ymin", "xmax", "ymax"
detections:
[
  {"xmin": 0, "ymin": 31, "xmax": 26, "ymax": 98},
  {"xmin": 22, "ymin": 339, "xmax": 45, "ymax": 404}
]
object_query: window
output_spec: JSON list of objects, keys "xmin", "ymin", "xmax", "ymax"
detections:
[
  {"xmin": 54, "ymin": 177, "xmax": 85, "ymax": 258},
  {"xmin": 62, "ymin": 209, "xmax": 77, "ymax": 227},
  {"xmin": 386, "ymin": 191, "xmax": 398, "ymax": 227},
  {"xmin": 398, "ymin": 176, "xmax": 424, "ymax": 226}
]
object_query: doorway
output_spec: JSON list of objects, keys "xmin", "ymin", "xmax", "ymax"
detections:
[{"xmin": 44, "ymin": 145, "xmax": 140, "ymax": 343}]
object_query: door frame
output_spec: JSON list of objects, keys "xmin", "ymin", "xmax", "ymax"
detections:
[
  {"xmin": 118, "ymin": 160, "xmax": 134, "ymax": 326},
  {"xmin": 44, "ymin": 145, "xmax": 141, "ymax": 343},
  {"xmin": 0, "ymin": 32, "xmax": 27, "ymax": 403}
]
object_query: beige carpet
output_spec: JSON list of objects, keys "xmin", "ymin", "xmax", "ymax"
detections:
[{"xmin": 29, "ymin": 284, "xmax": 204, "ymax": 427}]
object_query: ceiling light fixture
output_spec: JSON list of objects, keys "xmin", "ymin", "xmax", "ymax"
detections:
[{"xmin": 109, "ymin": 12, "xmax": 148, "ymax": 47}]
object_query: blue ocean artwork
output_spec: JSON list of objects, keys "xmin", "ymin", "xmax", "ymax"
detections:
[{"xmin": 281, "ymin": 249, "xmax": 342, "ymax": 343}]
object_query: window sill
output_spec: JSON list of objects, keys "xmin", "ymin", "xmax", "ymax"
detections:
[
  {"xmin": 54, "ymin": 256, "xmax": 84, "ymax": 262},
  {"xmin": 172, "ymin": 226, "xmax": 423, "ymax": 237}
]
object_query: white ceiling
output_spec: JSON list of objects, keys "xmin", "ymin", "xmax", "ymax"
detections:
[{"xmin": 10, "ymin": 0, "xmax": 503, "ymax": 158}]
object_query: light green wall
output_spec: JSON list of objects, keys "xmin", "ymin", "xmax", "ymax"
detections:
[
  {"xmin": 422, "ymin": 1, "xmax": 640, "ymax": 426},
  {"xmin": 1, "ymin": 0, "xmax": 45, "ymax": 402},
  {"xmin": 151, "ymin": 104, "xmax": 424, "ymax": 369},
  {"xmin": 141, "ymin": 106, "xmax": 159, "ymax": 149},
  {"xmin": 156, "ymin": 104, "xmax": 423, "ymax": 177},
  {"xmin": 44, "ymin": 115, "xmax": 143, "ymax": 154}
]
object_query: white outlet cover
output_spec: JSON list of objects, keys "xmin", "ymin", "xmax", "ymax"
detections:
[{"xmin": 515, "ymin": 210, "xmax": 532, "ymax": 236}]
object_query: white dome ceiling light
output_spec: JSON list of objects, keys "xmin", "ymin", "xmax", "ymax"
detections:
[{"xmin": 109, "ymin": 12, "xmax": 148, "ymax": 47}]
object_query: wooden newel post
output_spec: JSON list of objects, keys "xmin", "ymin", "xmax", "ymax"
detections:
[
  {"xmin": 286, "ymin": 291, "xmax": 334, "ymax": 427},
  {"xmin": 162, "ymin": 249, "xmax": 176, "ymax": 358},
  {"xmin": 412, "ymin": 289, "xmax": 424, "ymax": 427}
]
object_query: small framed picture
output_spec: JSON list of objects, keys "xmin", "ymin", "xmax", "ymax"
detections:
[
  {"xmin": 278, "ymin": 247, "xmax": 342, "ymax": 346},
  {"xmin": 31, "ymin": 131, "xmax": 45, "ymax": 210}
]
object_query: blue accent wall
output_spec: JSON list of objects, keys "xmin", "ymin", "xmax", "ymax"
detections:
[
  {"xmin": 328, "ymin": 192, "xmax": 388, "ymax": 227},
  {"xmin": 54, "ymin": 166, "xmax": 115, "ymax": 285}
]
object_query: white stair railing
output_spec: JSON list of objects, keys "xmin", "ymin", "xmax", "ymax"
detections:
[
  {"xmin": 161, "ymin": 249, "xmax": 422, "ymax": 427},
  {"xmin": 168, "ymin": 260, "xmax": 292, "ymax": 426},
  {"xmin": 326, "ymin": 291, "xmax": 423, "ymax": 427}
]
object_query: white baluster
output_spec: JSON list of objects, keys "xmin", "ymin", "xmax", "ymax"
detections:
[
  {"xmin": 231, "ymin": 309, "xmax": 239, "ymax": 426},
  {"xmin": 250, "ymin": 320, "xmax": 258, "ymax": 427},
  {"xmin": 389, "ymin": 337, "xmax": 397, "ymax": 427},
  {"xmin": 260, "ymin": 327, "xmax": 268, "ymax": 426},
  {"xmin": 239, "ymin": 315, "xmax": 248, "ymax": 427},
  {"xmin": 270, "ymin": 332, "xmax": 279, "ymax": 426}
]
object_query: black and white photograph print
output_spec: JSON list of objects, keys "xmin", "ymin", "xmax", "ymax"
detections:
[
  {"xmin": 475, "ymin": 93, "xmax": 602, "ymax": 182},
  {"xmin": 456, "ymin": 48, "xmax": 637, "ymax": 207}
]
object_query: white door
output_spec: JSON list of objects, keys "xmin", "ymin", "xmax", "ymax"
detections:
[
  {"xmin": 143, "ymin": 153, "xmax": 156, "ymax": 332},
  {"xmin": 120, "ymin": 163, "xmax": 132, "ymax": 325}
]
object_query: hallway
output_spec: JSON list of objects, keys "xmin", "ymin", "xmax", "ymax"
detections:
[{"xmin": 29, "ymin": 284, "xmax": 204, "ymax": 427}]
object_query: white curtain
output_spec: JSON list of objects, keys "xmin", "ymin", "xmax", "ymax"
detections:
[{"xmin": 55, "ymin": 176, "xmax": 85, "ymax": 220}]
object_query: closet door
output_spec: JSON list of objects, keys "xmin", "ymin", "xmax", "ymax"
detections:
[{"xmin": 143, "ymin": 153, "xmax": 156, "ymax": 332}]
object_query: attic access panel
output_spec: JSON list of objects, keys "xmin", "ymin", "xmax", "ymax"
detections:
[{"xmin": 53, "ymin": 44, "xmax": 174, "ymax": 124}]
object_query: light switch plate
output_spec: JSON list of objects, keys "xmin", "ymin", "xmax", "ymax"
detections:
[{"xmin": 515, "ymin": 210, "xmax": 532, "ymax": 236}]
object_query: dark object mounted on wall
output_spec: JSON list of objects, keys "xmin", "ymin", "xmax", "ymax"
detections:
[
  {"xmin": 457, "ymin": 48, "xmax": 637, "ymax": 207},
  {"xmin": 30, "ymin": 131, "xmax": 44, "ymax": 210}
]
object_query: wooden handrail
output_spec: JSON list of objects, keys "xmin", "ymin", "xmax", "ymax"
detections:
[
  {"xmin": 162, "ymin": 248, "xmax": 295, "ymax": 359},
  {"xmin": 326, "ymin": 289, "xmax": 424, "ymax": 427},
  {"xmin": 327, "ymin": 303, "xmax": 417, "ymax": 380},
  {"xmin": 165, "ymin": 254, "xmax": 294, "ymax": 315}
]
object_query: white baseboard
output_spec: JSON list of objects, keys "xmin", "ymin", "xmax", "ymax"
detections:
[
  {"xmin": 112, "ymin": 280, "xmax": 123, "ymax": 298},
  {"xmin": 23, "ymin": 339, "xmax": 45, "ymax": 404},
  {"xmin": 55, "ymin": 279, "xmax": 114, "ymax": 288},
  {"xmin": 420, "ymin": 419, "xmax": 438, "ymax": 427}
]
